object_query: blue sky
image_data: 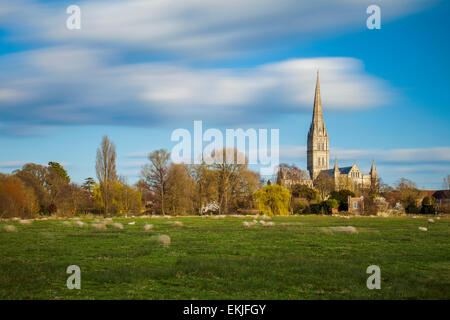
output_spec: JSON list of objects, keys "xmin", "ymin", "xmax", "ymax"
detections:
[{"xmin": 0, "ymin": 0, "xmax": 449, "ymax": 189}]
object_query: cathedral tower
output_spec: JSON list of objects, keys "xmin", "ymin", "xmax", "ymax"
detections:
[{"xmin": 307, "ymin": 71, "xmax": 329, "ymax": 180}]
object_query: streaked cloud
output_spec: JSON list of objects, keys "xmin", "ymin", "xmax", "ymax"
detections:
[
  {"xmin": 280, "ymin": 146, "xmax": 450, "ymax": 164},
  {"xmin": 0, "ymin": 161, "xmax": 27, "ymax": 169},
  {"xmin": 0, "ymin": 47, "xmax": 395, "ymax": 134},
  {"xmin": 0, "ymin": 0, "xmax": 435, "ymax": 59}
]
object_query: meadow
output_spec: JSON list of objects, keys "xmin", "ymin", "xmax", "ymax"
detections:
[{"xmin": 0, "ymin": 215, "xmax": 448, "ymax": 299}]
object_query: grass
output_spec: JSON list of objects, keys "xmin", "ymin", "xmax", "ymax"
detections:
[{"xmin": 0, "ymin": 215, "xmax": 449, "ymax": 299}]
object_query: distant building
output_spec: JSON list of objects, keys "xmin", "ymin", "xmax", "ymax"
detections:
[
  {"xmin": 348, "ymin": 196, "xmax": 364, "ymax": 214},
  {"xmin": 277, "ymin": 71, "xmax": 378, "ymax": 191}
]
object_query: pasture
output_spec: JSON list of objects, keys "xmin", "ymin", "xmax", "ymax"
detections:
[{"xmin": 0, "ymin": 215, "xmax": 449, "ymax": 299}]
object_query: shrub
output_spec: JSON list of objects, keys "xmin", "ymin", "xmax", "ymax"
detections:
[
  {"xmin": 310, "ymin": 203, "xmax": 324, "ymax": 214},
  {"xmin": 324, "ymin": 199, "xmax": 339, "ymax": 214},
  {"xmin": 329, "ymin": 189, "xmax": 355, "ymax": 211},
  {"xmin": 291, "ymin": 198, "xmax": 307, "ymax": 214},
  {"xmin": 421, "ymin": 205, "xmax": 436, "ymax": 214},
  {"xmin": 405, "ymin": 203, "xmax": 420, "ymax": 214},
  {"xmin": 254, "ymin": 184, "xmax": 291, "ymax": 216}
]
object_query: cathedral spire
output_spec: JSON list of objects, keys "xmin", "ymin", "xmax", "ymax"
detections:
[
  {"xmin": 370, "ymin": 159, "xmax": 377, "ymax": 176},
  {"xmin": 334, "ymin": 157, "xmax": 339, "ymax": 172},
  {"xmin": 312, "ymin": 70, "xmax": 323, "ymax": 123},
  {"xmin": 307, "ymin": 70, "xmax": 330, "ymax": 180}
]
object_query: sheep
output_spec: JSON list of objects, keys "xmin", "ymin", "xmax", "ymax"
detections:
[
  {"xmin": 112, "ymin": 222, "xmax": 123, "ymax": 229},
  {"xmin": 76, "ymin": 221, "xmax": 85, "ymax": 227},
  {"xmin": 19, "ymin": 219, "xmax": 32, "ymax": 225},
  {"xmin": 172, "ymin": 221, "xmax": 183, "ymax": 227},
  {"xmin": 144, "ymin": 224, "xmax": 153, "ymax": 231},
  {"xmin": 418, "ymin": 227, "xmax": 428, "ymax": 232},
  {"xmin": 4, "ymin": 225, "xmax": 17, "ymax": 232},
  {"xmin": 61, "ymin": 221, "xmax": 72, "ymax": 226},
  {"xmin": 128, "ymin": 221, "xmax": 136, "ymax": 225},
  {"xmin": 156, "ymin": 234, "xmax": 171, "ymax": 247},
  {"xmin": 263, "ymin": 221, "xmax": 275, "ymax": 227},
  {"xmin": 428, "ymin": 219, "xmax": 435, "ymax": 223},
  {"xmin": 92, "ymin": 223, "xmax": 107, "ymax": 230},
  {"xmin": 329, "ymin": 226, "xmax": 358, "ymax": 234},
  {"xmin": 243, "ymin": 221, "xmax": 250, "ymax": 227}
]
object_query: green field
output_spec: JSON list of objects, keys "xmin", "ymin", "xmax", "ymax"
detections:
[{"xmin": 0, "ymin": 215, "xmax": 449, "ymax": 299}]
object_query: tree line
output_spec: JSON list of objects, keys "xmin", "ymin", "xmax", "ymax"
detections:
[{"xmin": 1, "ymin": 135, "xmax": 448, "ymax": 217}]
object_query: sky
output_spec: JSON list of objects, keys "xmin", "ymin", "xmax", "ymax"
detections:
[{"xmin": 0, "ymin": 0, "xmax": 449, "ymax": 189}]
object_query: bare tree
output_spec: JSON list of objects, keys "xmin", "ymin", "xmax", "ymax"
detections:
[
  {"xmin": 314, "ymin": 172, "xmax": 335, "ymax": 200},
  {"xmin": 211, "ymin": 148, "xmax": 247, "ymax": 214},
  {"xmin": 95, "ymin": 135, "xmax": 117, "ymax": 216},
  {"xmin": 141, "ymin": 149, "xmax": 170, "ymax": 215}
]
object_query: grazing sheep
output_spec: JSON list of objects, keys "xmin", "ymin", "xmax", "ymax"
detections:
[
  {"xmin": 19, "ymin": 219, "xmax": 32, "ymax": 225},
  {"xmin": 263, "ymin": 221, "xmax": 275, "ymax": 227},
  {"xmin": 243, "ymin": 221, "xmax": 250, "ymax": 227},
  {"xmin": 128, "ymin": 221, "xmax": 136, "ymax": 225},
  {"xmin": 172, "ymin": 221, "xmax": 183, "ymax": 227},
  {"xmin": 76, "ymin": 221, "xmax": 85, "ymax": 227},
  {"xmin": 144, "ymin": 224, "xmax": 153, "ymax": 231},
  {"xmin": 4, "ymin": 225, "xmax": 17, "ymax": 232},
  {"xmin": 428, "ymin": 219, "xmax": 435, "ymax": 223},
  {"xmin": 92, "ymin": 223, "xmax": 107, "ymax": 230},
  {"xmin": 329, "ymin": 226, "xmax": 358, "ymax": 234},
  {"xmin": 418, "ymin": 227, "xmax": 428, "ymax": 232},
  {"xmin": 61, "ymin": 221, "xmax": 72, "ymax": 226},
  {"xmin": 259, "ymin": 220, "xmax": 265, "ymax": 225},
  {"xmin": 156, "ymin": 234, "xmax": 171, "ymax": 247},
  {"xmin": 112, "ymin": 222, "xmax": 123, "ymax": 229},
  {"xmin": 437, "ymin": 217, "xmax": 441, "ymax": 220}
]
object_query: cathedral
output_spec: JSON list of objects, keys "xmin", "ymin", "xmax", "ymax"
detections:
[{"xmin": 277, "ymin": 71, "xmax": 378, "ymax": 191}]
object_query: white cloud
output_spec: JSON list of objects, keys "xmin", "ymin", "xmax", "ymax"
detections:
[
  {"xmin": 0, "ymin": 161, "xmax": 27, "ymax": 168},
  {"xmin": 0, "ymin": 46, "xmax": 395, "ymax": 134},
  {"xmin": 0, "ymin": 0, "xmax": 436, "ymax": 58},
  {"xmin": 280, "ymin": 146, "xmax": 450, "ymax": 163}
]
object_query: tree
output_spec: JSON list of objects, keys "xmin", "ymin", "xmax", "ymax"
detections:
[
  {"xmin": 141, "ymin": 149, "xmax": 170, "ymax": 215},
  {"xmin": 324, "ymin": 199, "xmax": 339, "ymax": 214},
  {"xmin": 82, "ymin": 177, "xmax": 95, "ymax": 194},
  {"xmin": 231, "ymin": 168, "xmax": 260, "ymax": 210},
  {"xmin": 166, "ymin": 163, "xmax": 195, "ymax": 215},
  {"xmin": 0, "ymin": 174, "xmax": 38, "ymax": 218},
  {"xmin": 13, "ymin": 163, "xmax": 51, "ymax": 213},
  {"xmin": 48, "ymin": 162, "xmax": 70, "ymax": 183},
  {"xmin": 95, "ymin": 135, "xmax": 117, "ymax": 216},
  {"xmin": 291, "ymin": 184, "xmax": 318, "ymax": 202},
  {"xmin": 190, "ymin": 162, "xmax": 218, "ymax": 214},
  {"xmin": 134, "ymin": 178, "xmax": 153, "ymax": 206},
  {"xmin": 395, "ymin": 178, "xmax": 420, "ymax": 210},
  {"xmin": 112, "ymin": 178, "xmax": 142, "ymax": 215},
  {"xmin": 314, "ymin": 172, "xmax": 335, "ymax": 200},
  {"xmin": 254, "ymin": 184, "xmax": 291, "ymax": 216},
  {"xmin": 211, "ymin": 148, "xmax": 247, "ymax": 214},
  {"xmin": 329, "ymin": 189, "xmax": 355, "ymax": 211},
  {"xmin": 421, "ymin": 196, "xmax": 436, "ymax": 214},
  {"xmin": 278, "ymin": 163, "xmax": 310, "ymax": 181}
]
